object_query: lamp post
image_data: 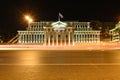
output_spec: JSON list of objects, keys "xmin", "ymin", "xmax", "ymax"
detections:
[
  {"xmin": 24, "ymin": 15, "xmax": 33, "ymax": 43},
  {"xmin": 25, "ymin": 15, "xmax": 33, "ymax": 30}
]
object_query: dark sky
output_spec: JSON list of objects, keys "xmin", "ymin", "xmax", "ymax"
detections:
[{"xmin": 0, "ymin": 0, "xmax": 120, "ymax": 41}]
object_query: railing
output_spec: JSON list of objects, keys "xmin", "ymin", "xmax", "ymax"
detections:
[{"xmin": 7, "ymin": 34, "xmax": 19, "ymax": 44}]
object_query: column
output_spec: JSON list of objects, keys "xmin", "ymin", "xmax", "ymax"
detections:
[
  {"xmin": 87, "ymin": 34, "xmax": 89, "ymax": 43},
  {"xmin": 37, "ymin": 32, "xmax": 40, "ymax": 43},
  {"xmin": 81, "ymin": 33, "xmax": 83, "ymax": 43},
  {"xmin": 37, "ymin": 33, "xmax": 38, "ymax": 43},
  {"xmin": 27, "ymin": 33, "xmax": 28, "ymax": 43},
  {"xmin": 35, "ymin": 33, "xmax": 36, "ymax": 43},
  {"xmin": 96, "ymin": 33, "xmax": 98, "ymax": 42},
  {"xmin": 40, "ymin": 33, "xmax": 42, "ymax": 43},
  {"xmin": 52, "ymin": 33, "xmax": 54, "ymax": 46},
  {"xmin": 18, "ymin": 33, "xmax": 21, "ymax": 43},
  {"xmin": 31, "ymin": 33, "xmax": 32, "ymax": 43},
  {"xmin": 68, "ymin": 32, "xmax": 70, "ymax": 45},
  {"xmin": 94, "ymin": 33, "xmax": 96, "ymax": 42},
  {"xmin": 29, "ymin": 32, "xmax": 31, "ymax": 43},
  {"xmin": 81, "ymin": 33, "xmax": 83, "ymax": 42},
  {"xmin": 25, "ymin": 32, "xmax": 28, "ymax": 43},
  {"xmin": 27, "ymin": 33, "xmax": 30, "ymax": 43},
  {"xmin": 77, "ymin": 26, "xmax": 78, "ymax": 31},
  {"xmin": 96, "ymin": 34, "xmax": 98, "ymax": 42},
  {"xmin": 27, "ymin": 32, "xmax": 29, "ymax": 43},
  {"xmin": 79, "ymin": 34, "xmax": 81, "ymax": 42},
  {"xmin": 25, "ymin": 32, "xmax": 26, "ymax": 43},
  {"xmin": 90, "ymin": 34, "xmax": 92, "ymax": 43},
  {"xmin": 75, "ymin": 33, "xmax": 77, "ymax": 42},
  {"xmin": 33, "ymin": 32, "xmax": 35, "ymax": 43},
  {"xmin": 38, "ymin": 33, "xmax": 40, "ymax": 43},
  {"xmin": 34, "ymin": 33, "xmax": 35, "ymax": 43},
  {"xmin": 84, "ymin": 34, "xmax": 86, "ymax": 43},
  {"xmin": 80, "ymin": 34, "xmax": 81, "ymax": 42},
  {"xmin": 36, "ymin": 33, "xmax": 38, "ymax": 43},
  {"xmin": 72, "ymin": 32, "xmax": 74, "ymax": 46},
  {"xmin": 35, "ymin": 33, "xmax": 37, "ymax": 43},
  {"xmin": 89, "ymin": 34, "xmax": 91, "ymax": 43},
  {"xmin": 42, "ymin": 32, "xmax": 45, "ymax": 43},
  {"xmin": 56, "ymin": 31, "xmax": 58, "ymax": 46},
  {"xmin": 42, "ymin": 33, "xmax": 43, "ymax": 43},
  {"xmin": 24, "ymin": 33, "xmax": 26, "ymax": 43},
  {"xmin": 28, "ymin": 33, "xmax": 29, "ymax": 43},
  {"xmin": 92, "ymin": 33, "xmax": 94, "ymax": 43},
  {"xmin": 85, "ymin": 34, "xmax": 87, "ymax": 43},
  {"xmin": 26, "ymin": 32, "xmax": 27, "ymax": 43},
  {"xmin": 21, "ymin": 34, "xmax": 23, "ymax": 43},
  {"xmin": 60, "ymin": 31, "xmax": 62, "ymax": 46},
  {"xmin": 48, "ymin": 32, "xmax": 50, "ymax": 46},
  {"xmin": 37, "ymin": 33, "xmax": 39, "ymax": 43},
  {"xmin": 39, "ymin": 32, "xmax": 42, "ymax": 43},
  {"xmin": 98, "ymin": 34, "xmax": 100, "ymax": 42},
  {"xmin": 23, "ymin": 33, "xmax": 25, "ymax": 43},
  {"xmin": 44, "ymin": 32, "xmax": 46, "ymax": 45},
  {"xmin": 78, "ymin": 32, "xmax": 80, "ymax": 42},
  {"xmin": 91, "ymin": 33, "xmax": 93, "ymax": 43},
  {"xmin": 88, "ymin": 33, "xmax": 90, "ymax": 43},
  {"xmin": 83, "ymin": 34, "xmax": 85, "ymax": 43},
  {"xmin": 64, "ymin": 32, "xmax": 66, "ymax": 46},
  {"xmin": 28, "ymin": 31, "xmax": 29, "ymax": 43}
]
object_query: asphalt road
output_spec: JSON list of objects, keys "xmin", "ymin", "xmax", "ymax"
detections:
[{"xmin": 0, "ymin": 50, "xmax": 120, "ymax": 80}]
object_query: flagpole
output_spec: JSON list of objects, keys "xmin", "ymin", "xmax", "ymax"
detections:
[{"xmin": 58, "ymin": 13, "xmax": 60, "ymax": 21}]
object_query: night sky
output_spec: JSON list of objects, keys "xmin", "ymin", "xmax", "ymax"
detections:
[{"xmin": 0, "ymin": 0, "xmax": 120, "ymax": 41}]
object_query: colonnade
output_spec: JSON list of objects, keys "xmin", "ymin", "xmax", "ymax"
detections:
[
  {"xmin": 74, "ymin": 31, "xmax": 100, "ymax": 43},
  {"xmin": 44, "ymin": 28, "xmax": 74, "ymax": 46},
  {"xmin": 18, "ymin": 31, "xmax": 44, "ymax": 43}
]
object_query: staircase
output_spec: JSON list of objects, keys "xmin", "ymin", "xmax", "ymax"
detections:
[{"xmin": 7, "ymin": 34, "xmax": 19, "ymax": 44}]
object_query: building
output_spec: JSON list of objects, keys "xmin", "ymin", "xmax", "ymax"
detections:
[
  {"xmin": 18, "ymin": 21, "xmax": 100, "ymax": 46},
  {"xmin": 109, "ymin": 21, "xmax": 120, "ymax": 42}
]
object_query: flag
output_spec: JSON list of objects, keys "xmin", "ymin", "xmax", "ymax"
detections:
[{"xmin": 59, "ymin": 13, "xmax": 63, "ymax": 18}]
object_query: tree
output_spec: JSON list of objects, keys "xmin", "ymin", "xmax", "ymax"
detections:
[
  {"xmin": 90, "ymin": 20, "xmax": 103, "ymax": 30},
  {"xmin": 0, "ymin": 36, "xmax": 3, "ymax": 43}
]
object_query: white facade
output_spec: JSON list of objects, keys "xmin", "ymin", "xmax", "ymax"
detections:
[
  {"xmin": 18, "ymin": 21, "xmax": 100, "ymax": 45},
  {"xmin": 109, "ymin": 21, "xmax": 120, "ymax": 42}
]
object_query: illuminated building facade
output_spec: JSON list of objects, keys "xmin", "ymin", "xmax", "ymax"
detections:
[
  {"xmin": 109, "ymin": 21, "xmax": 120, "ymax": 42},
  {"xmin": 18, "ymin": 21, "xmax": 100, "ymax": 46}
]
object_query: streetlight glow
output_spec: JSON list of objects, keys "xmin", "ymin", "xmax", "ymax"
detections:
[
  {"xmin": 25, "ymin": 15, "xmax": 30, "ymax": 20},
  {"xmin": 29, "ymin": 18, "xmax": 33, "ymax": 23},
  {"xmin": 25, "ymin": 15, "xmax": 33, "ymax": 23}
]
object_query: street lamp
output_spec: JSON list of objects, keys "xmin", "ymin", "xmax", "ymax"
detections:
[
  {"xmin": 25, "ymin": 15, "xmax": 33, "ymax": 30},
  {"xmin": 25, "ymin": 15, "xmax": 33, "ymax": 23}
]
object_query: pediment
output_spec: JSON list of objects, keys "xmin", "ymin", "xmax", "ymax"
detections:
[{"xmin": 51, "ymin": 21, "xmax": 67, "ymax": 28}]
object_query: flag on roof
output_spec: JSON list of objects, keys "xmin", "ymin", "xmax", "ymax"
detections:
[{"xmin": 59, "ymin": 12, "xmax": 63, "ymax": 18}]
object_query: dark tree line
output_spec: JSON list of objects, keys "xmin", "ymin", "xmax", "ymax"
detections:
[{"xmin": 90, "ymin": 20, "xmax": 117, "ymax": 40}]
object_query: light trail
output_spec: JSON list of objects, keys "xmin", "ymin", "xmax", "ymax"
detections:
[
  {"xmin": 0, "ymin": 63, "xmax": 120, "ymax": 65},
  {"xmin": 0, "ymin": 42, "xmax": 120, "ymax": 50}
]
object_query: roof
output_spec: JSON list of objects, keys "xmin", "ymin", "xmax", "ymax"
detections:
[{"xmin": 51, "ymin": 21, "xmax": 67, "ymax": 28}]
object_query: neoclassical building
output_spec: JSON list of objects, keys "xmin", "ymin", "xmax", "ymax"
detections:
[
  {"xmin": 109, "ymin": 21, "xmax": 120, "ymax": 42},
  {"xmin": 18, "ymin": 21, "xmax": 100, "ymax": 46}
]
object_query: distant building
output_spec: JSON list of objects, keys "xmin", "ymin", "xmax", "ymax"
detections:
[
  {"xmin": 109, "ymin": 21, "xmax": 120, "ymax": 42},
  {"xmin": 18, "ymin": 21, "xmax": 100, "ymax": 46}
]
